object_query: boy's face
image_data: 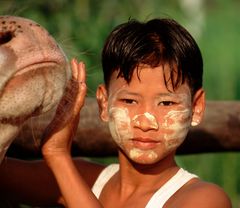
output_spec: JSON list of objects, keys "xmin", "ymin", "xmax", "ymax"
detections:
[{"xmin": 97, "ymin": 64, "xmax": 205, "ymax": 164}]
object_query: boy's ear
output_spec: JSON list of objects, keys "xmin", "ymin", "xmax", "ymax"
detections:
[
  {"xmin": 191, "ymin": 88, "xmax": 205, "ymax": 126},
  {"xmin": 96, "ymin": 84, "xmax": 109, "ymax": 122}
]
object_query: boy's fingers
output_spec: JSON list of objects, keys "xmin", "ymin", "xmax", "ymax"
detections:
[
  {"xmin": 78, "ymin": 62, "xmax": 86, "ymax": 84},
  {"xmin": 75, "ymin": 61, "xmax": 87, "ymax": 101},
  {"xmin": 71, "ymin": 58, "xmax": 78, "ymax": 81},
  {"xmin": 75, "ymin": 84, "xmax": 87, "ymax": 113},
  {"xmin": 70, "ymin": 60, "xmax": 87, "ymax": 114},
  {"xmin": 70, "ymin": 59, "xmax": 86, "ymax": 85}
]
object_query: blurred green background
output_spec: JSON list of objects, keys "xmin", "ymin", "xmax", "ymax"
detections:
[{"xmin": 1, "ymin": 0, "xmax": 240, "ymax": 207}]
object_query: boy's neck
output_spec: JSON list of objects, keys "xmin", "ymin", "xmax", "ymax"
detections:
[{"xmin": 116, "ymin": 150, "xmax": 179, "ymax": 191}]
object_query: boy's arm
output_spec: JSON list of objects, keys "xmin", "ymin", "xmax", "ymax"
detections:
[
  {"xmin": 0, "ymin": 157, "xmax": 60, "ymax": 205},
  {"xmin": 0, "ymin": 157, "xmax": 104, "ymax": 206}
]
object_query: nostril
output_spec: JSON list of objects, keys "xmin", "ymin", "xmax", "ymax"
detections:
[
  {"xmin": 132, "ymin": 113, "xmax": 159, "ymax": 130},
  {"xmin": 0, "ymin": 31, "xmax": 14, "ymax": 45}
]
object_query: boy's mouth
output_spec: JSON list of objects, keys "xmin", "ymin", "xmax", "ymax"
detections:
[{"xmin": 131, "ymin": 137, "xmax": 161, "ymax": 149}]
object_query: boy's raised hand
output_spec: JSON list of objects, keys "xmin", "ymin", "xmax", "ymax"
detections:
[
  {"xmin": 41, "ymin": 59, "xmax": 87, "ymax": 160},
  {"xmin": 40, "ymin": 60, "xmax": 103, "ymax": 208}
]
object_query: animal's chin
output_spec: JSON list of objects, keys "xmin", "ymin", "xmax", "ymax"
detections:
[
  {"xmin": 0, "ymin": 65, "xmax": 67, "ymax": 122},
  {"xmin": 14, "ymin": 61, "xmax": 60, "ymax": 77}
]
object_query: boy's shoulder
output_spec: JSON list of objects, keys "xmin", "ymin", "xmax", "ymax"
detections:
[{"xmin": 166, "ymin": 178, "xmax": 232, "ymax": 208}]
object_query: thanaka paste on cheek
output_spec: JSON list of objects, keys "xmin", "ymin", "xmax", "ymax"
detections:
[
  {"xmin": 162, "ymin": 108, "xmax": 192, "ymax": 149},
  {"xmin": 108, "ymin": 107, "xmax": 133, "ymax": 146},
  {"xmin": 158, "ymin": 92, "xmax": 192, "ymax": 150}
]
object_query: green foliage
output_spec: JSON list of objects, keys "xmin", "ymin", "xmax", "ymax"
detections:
[{"xmin": 1, "ymin": 0, "xmax": 239, "ymax": 207}]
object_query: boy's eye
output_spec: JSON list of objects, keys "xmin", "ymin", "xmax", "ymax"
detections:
[
  {"xmin": 121, "ymin": 99, "xmax": 137, "ymax": 104},
  {"xmin": 158, "ymin": 101, "xmax": 175, "ymax": 106}
]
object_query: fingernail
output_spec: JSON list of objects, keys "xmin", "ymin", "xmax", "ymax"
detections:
[
  {"xmin": 191, "ymin": 120, "xmax": 199, "ymax": 126},
  {"xmin": 80, "ymin": 62, "xmax": 85, "ymax": 68},
  {"xmin": 72, "ymin": 58, "xmax": 77, "ymax": 64}
]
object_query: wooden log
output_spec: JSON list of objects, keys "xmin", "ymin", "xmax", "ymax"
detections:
[{"xmin": 6, "ymin": 98, "xmax": 240, "ymax": 158}]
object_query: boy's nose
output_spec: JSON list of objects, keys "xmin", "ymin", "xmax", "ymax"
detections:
[{"xmin": 132, "ymin": 112, "xmax": 159, "ymax": 131}]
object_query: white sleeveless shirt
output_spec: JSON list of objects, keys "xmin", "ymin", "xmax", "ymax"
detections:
[{"xmin": 92, "ymin": 164, "xmax": 198, "ymax": 208}]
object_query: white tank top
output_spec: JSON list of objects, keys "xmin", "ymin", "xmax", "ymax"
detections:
[{"xmin": 92, "ymin": 164, "xmax": 198, "ymax": 208}]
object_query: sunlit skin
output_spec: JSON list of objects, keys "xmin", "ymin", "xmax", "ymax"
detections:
[
  {"xmin": 0, "ymin": 15, "xmax": 232, "ymax": 207},
  {"xmin": 102, "ymin": 64, "xmax": 194, "ymax": 164},
  {"xmin": 0, "ymin": 59, "xmax": 231, "ymax": 208}
]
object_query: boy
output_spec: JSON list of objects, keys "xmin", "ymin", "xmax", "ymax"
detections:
[{"xmin": 0, "ymin": 18, "xmax": 231, "ymax": 207}]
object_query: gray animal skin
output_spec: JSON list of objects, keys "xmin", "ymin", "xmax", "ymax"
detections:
[{"xmin": 0, "ymin": 16, "xmax": 69, "ymax": 162}]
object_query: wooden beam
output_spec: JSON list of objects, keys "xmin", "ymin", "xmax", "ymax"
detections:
[{"xmin": 6, "ymin": 98, "xmax": 240, "ymax": 158}]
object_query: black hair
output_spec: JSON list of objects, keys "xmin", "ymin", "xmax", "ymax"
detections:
[{"xmin": 101, "ymin": 18, "xmax": 203, "ymax": 95}]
